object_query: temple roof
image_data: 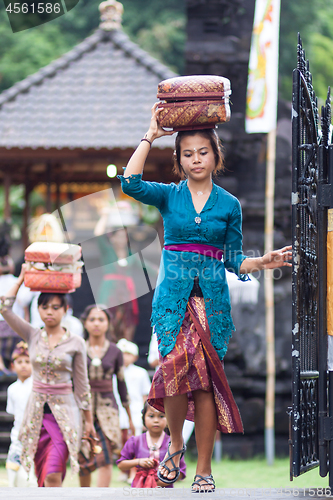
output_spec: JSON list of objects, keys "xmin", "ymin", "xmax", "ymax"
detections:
[{"xmin": 0, "ymin": 27, "xmax": 176, "ymax": 151}]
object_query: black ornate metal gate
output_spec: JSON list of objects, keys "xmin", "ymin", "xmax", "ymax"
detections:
[{"xmin": 291, "ymin": 35, "xmax": 332, "ymax": 482}]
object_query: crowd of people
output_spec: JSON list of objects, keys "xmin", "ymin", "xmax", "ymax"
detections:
[
  {"xmin": 0, "ymin": 104, "xmax": 292, "ymax": 491},
  {"xmin": 1, "ymin": 276, "xmax": 174, "ymax": 488}
]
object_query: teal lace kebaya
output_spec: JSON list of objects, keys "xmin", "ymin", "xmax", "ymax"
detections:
[{"xmin": 118, "ymin": 174, "xmax": 248, "ymax": 362}]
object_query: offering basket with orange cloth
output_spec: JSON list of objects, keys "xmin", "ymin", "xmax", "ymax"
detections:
[{"xmin": 24, "ymin": 242, "xmax": 83, "ymax": 293}]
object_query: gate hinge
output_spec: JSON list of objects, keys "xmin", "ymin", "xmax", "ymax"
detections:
[
  {"xmin": 318, "ymin": 184, "xmax": 332, "ymax": 208},
  {"xmin": 323, "ymin": 417, "xmax": 333, "ymax": 440}
]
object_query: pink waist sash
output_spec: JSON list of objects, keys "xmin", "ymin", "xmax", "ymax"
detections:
[
  {"xmin": 33, "ymin": 380, "xmax": 73, "ymax": 395},
  {"xmin": 90, "ymin": 379, "xmax": 113, "ymax": 393},
  {"xmin": 165, "ymin": 243, "xmax": 223, "ymax": 261}
]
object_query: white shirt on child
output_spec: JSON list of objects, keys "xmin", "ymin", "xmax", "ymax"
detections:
[
  {"xmin": 118, "ymin": 364, "xmax": 152, "ymax": 433},
  {"xmin": 148, "ymin": 331, "xmax": 159, "ymax": 368},
  {"xmin": 6, "ymin": 376, "xmax": 33, "ymax": 460}
]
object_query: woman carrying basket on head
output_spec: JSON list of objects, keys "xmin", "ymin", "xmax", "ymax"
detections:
[
  {"xmin": 0, "ymin": 265, "xmax": 95, "ymax": 487},
  {"xmin": 118, "ymin": 103, "xmax": 292, "ymax": 492}
]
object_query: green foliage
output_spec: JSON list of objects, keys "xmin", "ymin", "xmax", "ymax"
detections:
[
  {"xmin": 0, "ymin": 184, "xmax": 25, "ymax": 239},
  {"xmin": 307, "ymin": 2, "xmax": 333, "ymax": 102},
  {"xmin": 0, "ymin": 0, "xmax": 184, "ymax": 93},
  {"xmin": 121, "ymin": 0, "xmax": 184, "ymax": 36},
  {"xmin": 0, "ymin": 10, "xmax": 73, "ymax": 91},
  {"xmin": 0, "ymin": 0, "xmax": 333, "ymax": 101},
  {"xmin": 55, "ymin": 0, "xmax": 186, "ymax": 72},
  {"xmin": 54, "ymin": 0, "xmax": 101, "ymax": 42},
  {"xmin": 279, "ymin": 0, "xmax": 333, "ymax": 101},
  {"xmin": 0, "ymin": 185, "xmax": 44, "ymax": 239},
  {"xmin": 122, "ymin": 0, "xmax": 185, "ymax": 74},
  {"xmin": 136, "ymin": 17, "xmax": 186, "ymax": 74},
  {"xmin": 0, "ymin": 184, "xmax": 25, "ymax": 213},
  {"xmin": 308, "ymin": 33, "xmax": 333, "ymax": 104}
]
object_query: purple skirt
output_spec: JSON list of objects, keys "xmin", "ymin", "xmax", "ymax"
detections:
[{"xmin": 34, "ymin": 413, "xmax": 69, "ymax": 487}]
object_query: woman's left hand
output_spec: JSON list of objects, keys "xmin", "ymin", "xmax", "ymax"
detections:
[
  {"xmin": 261, "ymin": 245, "xmax": 292, "ymax": 269},
  {"xmin": 84, "ymin": 420, "xmax": 97, "ymax": 440}
]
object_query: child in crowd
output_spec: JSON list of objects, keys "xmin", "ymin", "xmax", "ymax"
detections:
[
  {"xmin": 117, "ymin": 339, "xmax": 152, "ymax": 436},
  {"xmin": 79, "ymin": 305, "xmax": 134, "ymax": 488},
  {"xmin": 117, "ymin": 339, "xmax": 152, "ymax": 483},
  {"xmin": 117, "ymin": 402, "xmax": 186, "ymax": 488},
  {"xmin": 6, "ymin": 342, "xmax": 37, "ymax": 487}
]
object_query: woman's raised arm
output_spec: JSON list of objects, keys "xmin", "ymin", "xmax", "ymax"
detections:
[
  {"xmin": 124, "ymin": 103, "xmax": 174, "ymax": 178},
  {"xmin": 0, "ymin": 264, "xmax": 35, "ymax": 341}
]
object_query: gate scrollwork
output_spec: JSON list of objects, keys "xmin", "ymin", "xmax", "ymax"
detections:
[{"xmin": 291, "ymin": 34, "xmax": 331, "ymax": 480}]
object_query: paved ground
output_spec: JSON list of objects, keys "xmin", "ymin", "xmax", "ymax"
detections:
[{"xmin": 1, "ymin": 488, "xmax": 332, "ymax": 499}]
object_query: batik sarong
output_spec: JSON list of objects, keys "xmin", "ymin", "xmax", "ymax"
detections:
[{"xmin": 148, "ymin": 296, "xmax": 243, "ymax": 434}]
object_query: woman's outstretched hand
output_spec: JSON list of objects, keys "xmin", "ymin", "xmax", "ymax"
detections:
[
  {"xmin": 240, "ymin": 245, "xmax": 292, "ymax": 274},
  {"xmin": 145, "ymin": 102, "xmax": 175, "ymax": 143},
  {"xmin": 261, "ymin": 245, "xmax": 292, "ymax": 269}
]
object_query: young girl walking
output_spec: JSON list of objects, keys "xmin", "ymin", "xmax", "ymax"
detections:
[
  {"xmin": 78, "ymin": 304, "xmax": 134, "ymax": 487},
  {"xmin": 117, "ymin": 402, "xmax": 186, "ymax": 488},
  {"xmin": 0, "ymin": 265, "xmax": 94, "ymax": 487},
  {"xmin": 118, "ymin": 103, "xmax": 292, "ymax": 492}
]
